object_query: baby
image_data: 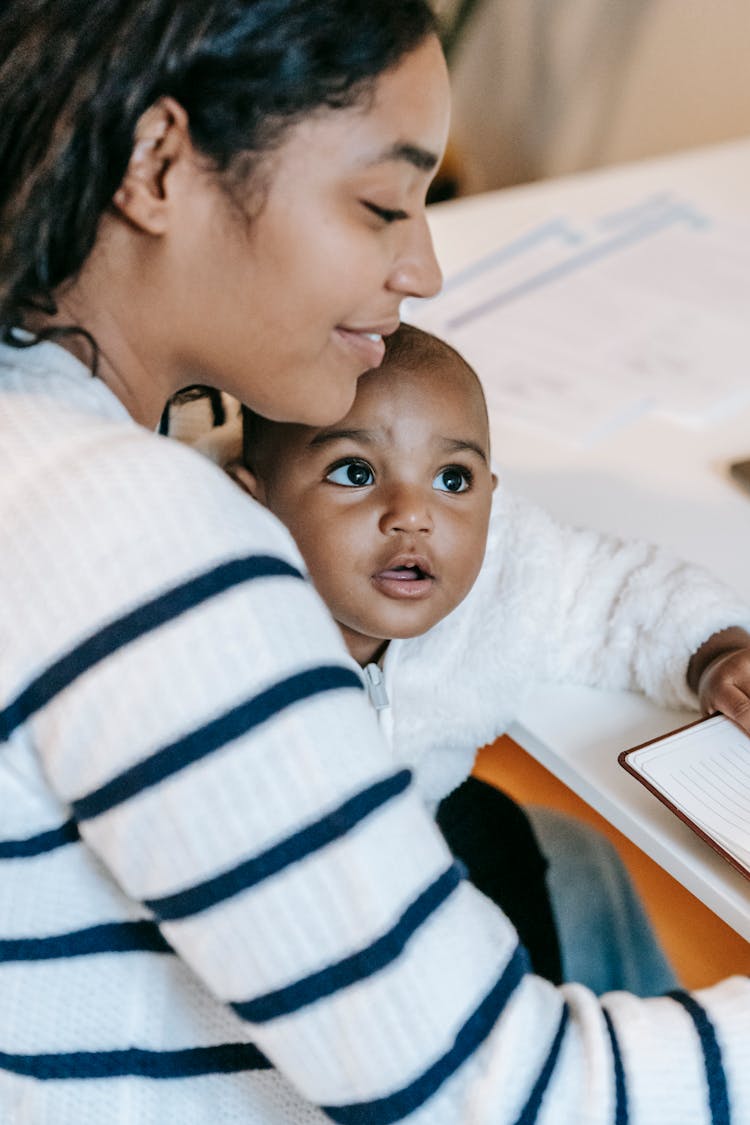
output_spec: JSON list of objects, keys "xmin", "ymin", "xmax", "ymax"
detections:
[
  {"xmin": 227, "ymin": 323, "xmax": 750, "ymax": 806},
  {"xmin": 169, "ymin": 322, "xmax": 750, "ymax": 992}
]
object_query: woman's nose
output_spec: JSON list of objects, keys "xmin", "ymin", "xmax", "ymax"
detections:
[
  {"xmin": 387, "ymin": 213, "xmax": 442, "ymax": 300},
  {"xmin": 379, "ymin": 483, "xmax": 433, "ymax": 534}
]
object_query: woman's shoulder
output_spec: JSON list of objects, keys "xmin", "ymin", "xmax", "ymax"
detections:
[
  {"xmin": 0, "ymin": 342, "xmax": 305, "ymax": 600},
  {"xmin": 69, "ymin": 425, "xmax": 306, "ymax": 584},
  {"xmin": 1, "ymin": 388, "xmax": 311, "ymax": 705}
]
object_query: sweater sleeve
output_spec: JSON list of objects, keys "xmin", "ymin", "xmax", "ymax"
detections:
[
  {"xmin": 509, "ymin": 493, "xmax": 750, "ymax": 710},
  {"xmin": 12, "ymin": 432, "xmax": 750, "ymax": 1124}
]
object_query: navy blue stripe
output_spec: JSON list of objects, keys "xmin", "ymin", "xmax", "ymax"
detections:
[
  {"xmin": 0, "ymin": 555, "xmax": 303, "ymax": 743},
  {"xmin": 669, "ymin": 990, "xmax": 730, "ymax": 1125},
  {"xmin": 73, "ymin": 664, "xmax": 362, "ymax": 821},
  {"xmin": 323, "ymin": 943, "xmax": 530, "ymax": 1125},
  {"xmin": 0, "ymin": 920, "xmax": 171, "ymax": 963},
  {"xmin": 147, "ymin": 769, "xmax": 411, "ymax": 922},
  {"xmin": 0, "ymin": 818, "xmax": 79, "ymax": 858},
  {"xmin": 0, "ymin": 1042, "xmax": 271, "ymax": 1080},
  {"xmin": 602, "ymin": 1009, "xmax": 628, "ymax": 1125},
  {"xmin": 513, "ymin": 1005, "xmax": 570, "ymax": 1125},
  {"xmin": 233, "ymin": 863, "xmax": 463, "ymax": 1023}
]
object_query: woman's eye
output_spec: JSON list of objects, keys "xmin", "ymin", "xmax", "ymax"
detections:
[
  {"xmin": 362, "ymin": 201, "xmax": 409, "ymax": 224},
  {"xmin": 433, "ymin": 467, "xmax": 471, "ymax": 493},
  {"xmin": 326, "ymin": 459, "xmax": 375, "ymax": 487}
]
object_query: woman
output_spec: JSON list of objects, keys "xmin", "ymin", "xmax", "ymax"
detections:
[{"xmin": 0, "ymin": 3, "xmax": 747, "ymax": 1122}]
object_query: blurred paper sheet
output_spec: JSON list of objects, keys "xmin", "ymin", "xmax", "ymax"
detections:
[{"xmin": 405, "ymin": 195, "xmax": 750, "ymax": 446}]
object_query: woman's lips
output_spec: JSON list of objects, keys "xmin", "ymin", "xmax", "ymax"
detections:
[{"xmin": 334, "ymin": 327, "xmax": 386, "ymax": 370}]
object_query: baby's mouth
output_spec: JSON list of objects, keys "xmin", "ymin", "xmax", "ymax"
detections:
[
  {"xmin": 372, "ymin": 561, "xmax": 435, "ymax": 599},
  {"xmin": 378, "ymin": 564, "xmax": 431, "ymax": 581}
]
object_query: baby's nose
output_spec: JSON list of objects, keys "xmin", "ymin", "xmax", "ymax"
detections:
[{"xmin": 379, "ymin": 483, "xmax": 433, "ymax": 534}]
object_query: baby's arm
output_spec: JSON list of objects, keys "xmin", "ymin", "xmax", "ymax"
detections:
[
  {"xmin": 687, "ymin": 625, "xmax": 750, "ymax": 732},
  {"xmin": 494, "ymin": 491, "xmax": 750, "ymax": 710}
]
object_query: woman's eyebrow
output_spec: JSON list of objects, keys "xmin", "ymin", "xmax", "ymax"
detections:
[{"xmin": 366, "ymin": 141, "xmax": 439, "ymax": 173}]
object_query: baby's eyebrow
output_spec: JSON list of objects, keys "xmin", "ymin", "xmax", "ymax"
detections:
[
  {"xmin": 307, "ymin": 428, "xmax": 376, "ymax": 449},
  {"xmin": 439, "ymin": 437, "xmax": 489, "ymax": 464}
]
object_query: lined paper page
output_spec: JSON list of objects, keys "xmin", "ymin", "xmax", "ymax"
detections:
[{"xmin": 628, "ymin": 715, "xmax": 750, "ymax": 870}]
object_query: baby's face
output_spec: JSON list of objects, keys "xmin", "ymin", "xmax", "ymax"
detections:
[{"xmin": 255, "ymin": 359, "xmax": 495, "ymax": 664}]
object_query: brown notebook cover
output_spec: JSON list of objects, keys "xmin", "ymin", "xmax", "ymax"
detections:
[{"xmin": 619, "ymin": 716, "xmax": 750, "ymax": 882}]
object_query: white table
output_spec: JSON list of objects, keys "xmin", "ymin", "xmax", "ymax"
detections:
[{"xmin": 425, "ymin": 138, "xmax": 750, "ymax": 940}]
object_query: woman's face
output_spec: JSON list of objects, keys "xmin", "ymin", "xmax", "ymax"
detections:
[{"xmin": 175, "ymin": 34, "xmax": 450, "ymax": 425}]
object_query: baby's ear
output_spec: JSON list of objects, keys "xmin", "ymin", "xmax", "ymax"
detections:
[{"xmin": 226, "ymin": 461, "xmax": 267, "ymax": 505}]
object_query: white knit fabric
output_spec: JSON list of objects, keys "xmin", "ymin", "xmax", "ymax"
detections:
[{"xmin": 1, "ymin": 339, "xmax": 748, "ymax": 1125}]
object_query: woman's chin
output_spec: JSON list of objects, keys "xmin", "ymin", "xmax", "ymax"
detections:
[{"xmin": 296, "ymin": 384, "xmax": 359, "ymax": 428}]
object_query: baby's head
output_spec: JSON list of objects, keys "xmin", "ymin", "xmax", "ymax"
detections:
[{"xmin": 233, "ymin": 325, "xmax": 496, "ymax": 664}]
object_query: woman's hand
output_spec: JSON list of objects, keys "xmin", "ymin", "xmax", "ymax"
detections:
[{"xmin": 687, "ymin": 626, "xmax": 750, "ymax": 734}]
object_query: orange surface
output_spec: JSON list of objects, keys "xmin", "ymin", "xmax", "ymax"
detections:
[{"xmin": 473, "ymin": 736, "xmax": 750, "ymax": 989}]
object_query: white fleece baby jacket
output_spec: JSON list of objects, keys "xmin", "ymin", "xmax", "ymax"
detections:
[{"xmin": 370, "ymin": 486, "xmax": 750, "ymax": 806}]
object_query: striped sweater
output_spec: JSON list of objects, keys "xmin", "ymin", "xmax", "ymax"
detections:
[{"xmin": 1, "ymin": 339, "xmax": 748, "ymax": 1124}]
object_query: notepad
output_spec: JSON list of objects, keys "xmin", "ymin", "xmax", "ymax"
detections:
[{"xmin": 619, "ymin": 714, "xmax": 750, "ymax": 880}]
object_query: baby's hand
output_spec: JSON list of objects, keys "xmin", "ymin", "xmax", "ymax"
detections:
[{"xmin": 688, "ymin": 627, "xmax": 750, "ymax": 735}]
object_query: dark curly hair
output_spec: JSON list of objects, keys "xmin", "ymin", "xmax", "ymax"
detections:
[{"xmin": 0, "ymin": 0, "xmax": 436, "ymax": 343}]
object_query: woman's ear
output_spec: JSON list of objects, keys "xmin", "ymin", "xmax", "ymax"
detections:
[
  {"xmin": 112, "ymin": 97, "xmax": 191, "ymax": 234},
  {"xmin": 226, "ymin": 461, "xmax": 267, "ymax": 505}
]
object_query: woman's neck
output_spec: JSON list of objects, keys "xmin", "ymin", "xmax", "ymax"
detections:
[{"xmin": 38, "ymin": 220, "xmax": 177, "ymax": 428}]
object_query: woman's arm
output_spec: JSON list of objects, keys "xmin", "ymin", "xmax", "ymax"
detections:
[{"xmin": 17, "ymin": 438, "xmax": 750, "ymax": 1123}]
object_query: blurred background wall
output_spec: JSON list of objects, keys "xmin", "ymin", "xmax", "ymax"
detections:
[{"xmin": 436, "ymin": 0, "xmax": 750, "ymax": 194}]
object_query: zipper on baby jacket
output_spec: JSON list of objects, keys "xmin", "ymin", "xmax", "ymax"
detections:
[{"xmin": 363, "ymin": 662, "xmax": 389, "ymax": 710}]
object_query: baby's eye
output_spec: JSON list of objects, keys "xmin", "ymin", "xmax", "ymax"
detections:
[
  {"xmin": 326, "ymin": 459, "xmax": 375, "ymax": 487},
  {"xmin": 433, "ymin": 466, "xmax": 471, "ymax": 493}
]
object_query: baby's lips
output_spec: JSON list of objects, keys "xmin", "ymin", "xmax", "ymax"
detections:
[
  {"xmin": 378, "ymin": 567, "xmax": 422, "ymax": 581},
  {"xmin": 371, "ymin": 560, "xmax": 437, "ymax": 600},
  {"xmin": 376, "ymin": 553, "xmax": 435, "ymax": 580}
]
